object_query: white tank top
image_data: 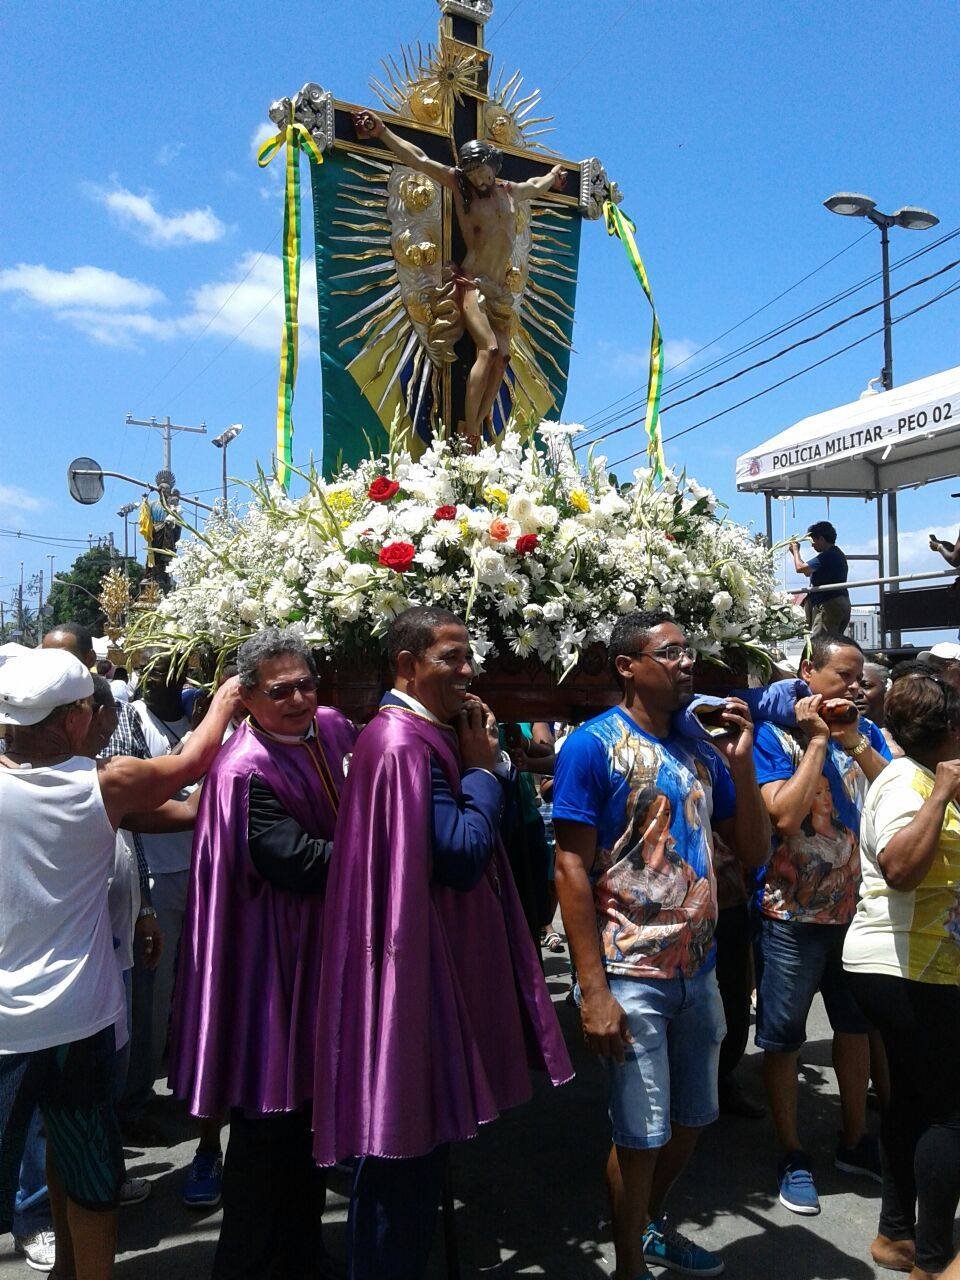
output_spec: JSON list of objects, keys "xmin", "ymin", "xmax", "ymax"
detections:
[{"xmin": 0, "ymin": 755, "xmax": 125, "ymax": 1054}]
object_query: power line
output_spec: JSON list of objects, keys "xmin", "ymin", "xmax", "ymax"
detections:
[
  {"xmin": 487, "ymin": 0, "xmax": 526, "ymax": 38},
  {"xmin": 582, "ymin": 228, "xmax": 874, "ymax": 428},
  {"xmin": 134, "ymin": 228, "xmax": 282, "ymax": 412},
  {"xmin": 581, "ymin": 223, "xmax": 960, "ymax": 445},
  {"xmin": 551, "ymin": 0, "xmax": 640, "ymax": 91},
  {"xmin": 608, "ymin": 275, "xmax": 960, "ymax": 468},
  {"xmin": 165, "ymin": 288, "xmax": 282, "ymax": 409},
  {"xmin": 583, "ymin": 251, "xmax": 960, "ymax": 455}
]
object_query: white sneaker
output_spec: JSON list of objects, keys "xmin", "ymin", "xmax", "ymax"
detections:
[
  {"xmin": 13, "ymin": 1229, "xmax": 56, "ymax": 1272},
  {"xmin": 119, "ymin": 1176, "xmax": 151, "ymax": 1206}
]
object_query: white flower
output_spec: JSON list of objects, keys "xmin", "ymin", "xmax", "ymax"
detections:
[
  {"xmin": 617, "ymin": 591, "xmax": 637, "ymax": 613},
  {"xmin": 542, "ymin": 600, "xmax": 565, "ymax": 622},
  {"xmin": 282, "ymin": 557, "xmax": 301, "ymax": 582},
  {"xmin": 343, "ymin": 563, "xmax": 374, "ymax": 588},
  {"xmin": 474, "ymin": 547, "xmax": 506, "ymax": 584},
  {"xmin": 509, "ymin": 626, "xmax": 537, "ymax": 657},
  {"xmin": 239, "ymin": 597, "xmax": 260, "ymax": 624},
  {"xmin": 713, "ymin": 591, "xmax": 734, "ymax": 614}
]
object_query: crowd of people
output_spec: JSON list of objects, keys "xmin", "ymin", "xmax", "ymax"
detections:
[{"xmin": 1, "ymin": 606, "xmax": 959, "ymax": 1280}]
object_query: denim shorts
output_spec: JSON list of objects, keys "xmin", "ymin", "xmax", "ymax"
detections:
[
  {"xmin": 603, "ymin": 969, "xmax": 726, "ymax": 1150},
  {"xmin": 755, "ymin": 917, "xmax": 871, "ymax": 1053}
]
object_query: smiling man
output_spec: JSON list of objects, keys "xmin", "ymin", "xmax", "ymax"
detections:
[
  {"xmin": 166, "ymin": 628, "xmax": 357, "ymax": 1280},
  {"xmin": 312, "ymin": 605, "xmax": 572, "ymax": 1280}
]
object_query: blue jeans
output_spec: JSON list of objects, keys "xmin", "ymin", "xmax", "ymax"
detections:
[
  {"xmin": 12, "ymin": 1110, "xmax": 50, "ymax": 1238},
  {"xmin": 603, "ymin": 968, "xmax": 726, "ymax": 1150},
  {"xmin": 756, "ymin": 917, "xmax": 870, "ymax": 1053}
]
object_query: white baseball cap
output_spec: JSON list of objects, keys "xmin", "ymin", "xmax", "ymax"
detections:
[
  {"xmin": 0, "ymin": 649, "xmax": 95, "ymax": 727},
  {"xmin": 929, "ymin": 642, "xmax": 960, "ymax": 662}
]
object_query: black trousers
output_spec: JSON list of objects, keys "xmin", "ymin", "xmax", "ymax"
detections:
[
  {"xmin": 347, "ymin": 1144, "xmax": 449, "ymax": 1280},
  {"xmin": 213, "ymin": 1107, "xmax": 327, "ymax": 1280},
  {"xmin": 848, "ymin": 970, "xmax": 960, "ymax": 1273},
  {"xmin": 714, "ymin": 904, "xmax": 753, "ymax": 1084}
]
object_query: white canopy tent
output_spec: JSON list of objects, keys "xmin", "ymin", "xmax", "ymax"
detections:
[{"xmin": 736, "ymin": 365, "xmax": 960, "ymax": 642}]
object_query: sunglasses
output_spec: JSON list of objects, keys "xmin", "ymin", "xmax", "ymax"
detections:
[{"xmin": 260, "ymin": 676, "xmax": 319, "ymax": 702}]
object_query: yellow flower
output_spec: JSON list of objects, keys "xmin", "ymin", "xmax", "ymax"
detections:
[
  {"xmin": 483, "ymin": 485, "xmax": 509, "ymax": 507},
  {"xmin": 570, "ymin": 490, "xmax": 591, "ymax": 513},
  {"xmin": 324, "ymin": 488, "xmax": 355, "ymax": 518},
  {"xmin": 458, "ymin": 517, "xmax": 471, "ymax": 538}
]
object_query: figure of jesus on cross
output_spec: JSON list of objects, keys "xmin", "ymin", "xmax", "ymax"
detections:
[{"xmin": 354, "ymin": 108, "xmax": 566, "ymax": 443}]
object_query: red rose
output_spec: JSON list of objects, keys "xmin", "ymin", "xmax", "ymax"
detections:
[
  {"xmin": 378, "ymin": 541, "xmax": 416, "ymax": 572},
  {"xmin": 515, "ymin": 534, "xmax": 539, "ymax": 557},
  {"xmin": 664, "ymin": 532, "xmax": 675, "ymax": 542},
  {"xmin": 368, "ymin": 477, "xmax": 400, "ymax": 503},
  {"xmin": 434, "ymin": 505, "xmax": 457, "ymax": 521}
]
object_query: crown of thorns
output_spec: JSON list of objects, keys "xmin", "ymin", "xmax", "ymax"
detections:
[{"xmin": 457, "ymin": 140, "xmax": 503, "ymax": 174}]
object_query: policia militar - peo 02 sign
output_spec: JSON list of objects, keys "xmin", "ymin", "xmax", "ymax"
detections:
[{"xmin": 736, "ymin": 364, "xmax": 960, "ymax": 489}]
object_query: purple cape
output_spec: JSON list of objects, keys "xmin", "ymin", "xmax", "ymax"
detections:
[
  {"xmin": 167, "ymin": 708, "xmax": 357, "ymax": 1118},
  {"xmin": 312, "ymin": 704, "xmax": 573, "ymax": 1164}
]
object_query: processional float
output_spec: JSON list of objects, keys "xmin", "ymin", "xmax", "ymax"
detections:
[{"xmin": 257, "ymin": 0, "xmax": 664, "ymax": 483}]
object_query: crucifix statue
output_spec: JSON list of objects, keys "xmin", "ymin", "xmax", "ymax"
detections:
[{"xmin": 264, "ymin": 0, "xmax": 621, "ymax": 472}]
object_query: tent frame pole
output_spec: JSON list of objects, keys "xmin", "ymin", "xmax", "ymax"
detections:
[
  {"xmin": 887, "ymin": 491, "xmax": 901, "ymax": 647},
  {"xmin": 874, "ymin": 481, "xmax": 886, "ymax": 647},
  {"xmin": 764, "ymin": 493, "xmax": 773, "ymax": 547}
]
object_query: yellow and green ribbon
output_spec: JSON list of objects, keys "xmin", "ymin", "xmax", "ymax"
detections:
[
  {"xmin": 602, "ymin": 201, "xmax": 665, "ymax": 479},
  {"xmin": 257, "ymin": 111, "xmax": 324, "ymax": 489}
]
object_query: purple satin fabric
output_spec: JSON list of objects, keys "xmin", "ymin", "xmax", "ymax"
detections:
[
  {"xmin": 312, "ymin": 704, "xmax": 573, "ymax": 1165},
  {"xmin": 167, "ymin": 708, "xmax": 357, "ymax": 1118}
]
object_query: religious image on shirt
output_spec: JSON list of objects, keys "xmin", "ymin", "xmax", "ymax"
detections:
[
  {"xmin": 759, "ymin": 725, "xmax": 862, "ymax": 924},
  {"xmin": 591, "ymin": 720, "xmax": 716, "ymax": 979}
]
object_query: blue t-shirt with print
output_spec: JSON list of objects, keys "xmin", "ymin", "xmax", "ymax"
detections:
[
  {"xmin": 753, "ymin": 716, "xmax": 890, "ymax": 924},
  {"xmin": 553, "ymin": 706, "xmax": 735, "ymax": 980}
]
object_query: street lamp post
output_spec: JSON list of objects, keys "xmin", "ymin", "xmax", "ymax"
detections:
[
  {"xmin": 824, "ymin": 193, "xmax": 939, "ymax": 646},
  {"xmin": 211, "ymin": 425, "xmax": 243, "ymax": 509},
  {"xmin": 117, "ymin": 502, "xmax": 137, "ymax": 572}
]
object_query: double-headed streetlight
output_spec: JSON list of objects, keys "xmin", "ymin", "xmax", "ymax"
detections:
[
  {"xmin": 824, "ymin": 192, "xmax": 939, "ymax": 642},
  {"xmin": 211, "ymin": 424, "xmax": 243, "ymax": 509}
]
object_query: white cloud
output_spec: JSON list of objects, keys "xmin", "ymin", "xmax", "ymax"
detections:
[
  {"xmin": 0, "ymin": 251, "xmax": 319, "ymax": 354},
  {"xmin": 848, "ymin": 524, "xmax": 959, "ymax": 578},
  {"xmin": 662, "ymin": 337, "xmax": 702, "ymax": 371},
  {"xmin": 182, "ymin": 251, "xmax": 318, "ymax": 353},
  {"xmin": 0, "ymin": 263, "xmax": 163, "ymax": 311},
  {"xmin": 58, "ymin": 309, "xmax": 180, "ymax": 349},
  {"xmin": 89, "ymin": 184, "xmax": 226, "ymax": 247},
  {"xmin": 0, "ymin": 483, "xmax": 45, "ymax": 515},
  {"xmin": 596, "ymin": 335, "xmax": 702, "ymax": 380},
  {"xmin": 250, "ymin": 122, "xmax": 276, "ymax": 159},
  {"xmin": 155, "ymin": 142, "xmax": 185, "ymax": 166}
]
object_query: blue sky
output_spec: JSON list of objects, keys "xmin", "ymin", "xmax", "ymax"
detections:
[{"xmin": 3, "ymin": 0, "xmax": 959, "ymax": 631}]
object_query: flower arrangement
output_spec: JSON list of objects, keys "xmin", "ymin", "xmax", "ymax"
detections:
[{"xmin": 126, "ymin": 424, "xmax": 803, "ymax": 680}]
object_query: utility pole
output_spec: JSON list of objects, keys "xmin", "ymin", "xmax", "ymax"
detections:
[{"xmin": 125, "ymin": 413, "xmax": 207, "ymax": 475}]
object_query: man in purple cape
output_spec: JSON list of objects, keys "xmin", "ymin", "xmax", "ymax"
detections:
[
  {"xmin": 167, "ymin": 628, "xmax": 357, "ymax": 1280},
  {"xmin": 313, "ymin": 606, "xmax": 573, "ymax": 1280}
]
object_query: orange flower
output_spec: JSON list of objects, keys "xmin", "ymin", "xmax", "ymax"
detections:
[{"xmin": 488, "ymin": 518, "xmax": 511, "ymax": 543}]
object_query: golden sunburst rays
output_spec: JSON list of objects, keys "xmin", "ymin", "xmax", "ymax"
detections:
[
  {"xmin": 371, "ymin": 38, "xmax": 484, "ymax": 131},
  {"xmin": 485, "ymin": 67, "xmax": 557, "ymax": 155}
]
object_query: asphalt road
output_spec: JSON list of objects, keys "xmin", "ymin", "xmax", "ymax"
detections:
[{"xmin": 0, "ymin": 943, "xmax": 912, "ymax": 1280}]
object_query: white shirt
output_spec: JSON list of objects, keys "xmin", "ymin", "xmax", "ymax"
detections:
[
  {"xmin": 130, "ymin": 701, "xmax": 196, "ymax": 876},
  {"xmin": 0, "ymin": 756, "xmax": 125, "ymax": 1053},
  {"xmin": 388, "ymin": 688, "xmax": 512, "ymax": 779}
]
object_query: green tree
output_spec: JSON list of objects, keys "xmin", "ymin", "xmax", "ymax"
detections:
[{"xmin": 45, "ymin": 547, "xmax": 145, "ymax": 634}]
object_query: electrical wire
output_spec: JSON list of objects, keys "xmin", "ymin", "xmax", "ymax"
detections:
[
  {"xmin": 582, "ymin": 252, "xmax": 960, "ymax": 455},
  {"xmin": 608, "ymin": 275, "xmax": 960, "ymax": 468},
  {"xmin": 551, "ymin": 0, "xmax": 640, "ymax": 91},
  {"xmin": 580, "ymin": 224, "xmax": 960, "ymax": 445},
  {"xmin": 488, "ymin": 0, "xmax": 526, "ymax": 38},
  {"xmin": 582, "ymin": 228, "xmax": 875, "ymax": 428},
  {"xmin": 164, "ymin": 288, "xmax": 283, "ymax": 409}
]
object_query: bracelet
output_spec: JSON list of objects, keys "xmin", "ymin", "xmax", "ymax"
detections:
[
  {"xmin": 848, "ymin": 735, "xmax": 870, "ymax": 758},
  {"xmin": 137, "ymin": 906, "xmax": 157, "ymax": 920}
]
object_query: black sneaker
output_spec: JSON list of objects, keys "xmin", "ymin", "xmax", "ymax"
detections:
[{"xmin": 835, "ymin": 1134, "xmax": 882, "ymax": 1182}]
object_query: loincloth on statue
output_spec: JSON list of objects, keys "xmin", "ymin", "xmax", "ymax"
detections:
[{"xmin": 451, "ymin": 268, "xmax": 515, "ymax": 339}]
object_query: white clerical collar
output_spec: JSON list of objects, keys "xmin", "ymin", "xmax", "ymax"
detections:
[
  {"xmin": 250, "ymin": 719, "xmax": 316, "ymax": 745},
  {"xmin": 390, "ymin": 688, "xmax": 442, "ymax": 726}
]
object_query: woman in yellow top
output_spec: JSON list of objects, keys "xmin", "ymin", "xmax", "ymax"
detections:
[{"xmin": 844, "ymin": 672, "xmax": 960, "ymax": 1280}]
